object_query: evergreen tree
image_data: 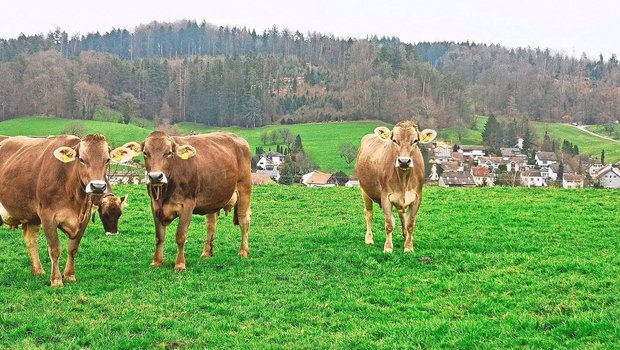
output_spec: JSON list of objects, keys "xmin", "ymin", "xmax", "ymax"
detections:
[
  {"xmin": 292, "ymin": 134, "xmax": 304, "ymax": 154},
  {"xmin": 482, "ymin": 115, "xmax": 503, "ymax": 152},
  {"xmin": 601, "ymin": 149, "xmax": 606, "ymax": 165},
  {"xmin": 557, "ymin": 161, "xmax": 564, "ymax": 183},
  {"xmin": 278, "ymin": 164, "xmax": 294, "ymax": 185}
]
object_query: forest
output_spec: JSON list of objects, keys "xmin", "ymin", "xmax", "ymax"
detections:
[{"xmin": 0, "ymin": 20, "xmax": 619, "ymax": 129}]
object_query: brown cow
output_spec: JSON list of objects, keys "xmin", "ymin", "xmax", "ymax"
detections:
[
  {"xmin": 96, "ymin": 193, "xmax": 128, "ymax": 236},
  {"xmin": 122, "ymin": 130, "xmax": 252, "ymax": 271},
  {"xmin": 356, "ymin": 121, "xmax": 437, "ymax": 253},
  {"xmin": 0, "ymin": 135, "xmax": 133, "ymax": 286}
]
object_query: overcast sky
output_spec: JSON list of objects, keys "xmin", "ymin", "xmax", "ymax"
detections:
[{"xmin": 1, "ymin": 0, "xmax": 617, "ymax": 59}]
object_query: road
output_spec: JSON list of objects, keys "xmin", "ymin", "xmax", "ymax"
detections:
[{"xmin": 567, "ymin": 124, "xmax": 620, "ymax": 144}]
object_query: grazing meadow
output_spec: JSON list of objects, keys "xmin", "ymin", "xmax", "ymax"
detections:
[{"xmin": 0, "ymin": 185, "xmax": 619, "ymax": 349}]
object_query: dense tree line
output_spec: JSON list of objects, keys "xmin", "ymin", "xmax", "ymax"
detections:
[{"xmin": 0, "ymin": 20, "xmax": 618, "ymax": 128}]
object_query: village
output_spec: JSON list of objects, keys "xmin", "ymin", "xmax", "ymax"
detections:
[{"xmin": 250, "ymin": 138, "xmax": 620, "ymax": 189}]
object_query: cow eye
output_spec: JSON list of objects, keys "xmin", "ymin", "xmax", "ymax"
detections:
[
  {"xmin": 78, "ymin": 157, "xmax": 86, "ymax": 164},
  {"xmin": 412, "ymin": 139, "xmax": 419, "ymax": 145},
  {"xmin": 166, "ymin": 151, "xmax": 174, "ymax": 158},
  {"xmin": 105, "ymin": 158, "xmax": 110, "ymax": 164},
  {"xmin": 143, "ymin": 152, "xmax": 149, "ymax": 158},
  {"xmin": 391, "ymin": 139, "xmax": 399, "ymax": 145}
]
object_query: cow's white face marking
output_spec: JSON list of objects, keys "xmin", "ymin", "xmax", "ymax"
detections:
[
  {"xmin": 85, "ymin": 180, "xmax": 107, "ymax": 194},
  {"xmin": 146, "ymin": 172, "xmax": 168, "ymax": 184}
]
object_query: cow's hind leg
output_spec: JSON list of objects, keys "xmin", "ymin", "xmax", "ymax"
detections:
[
  {"xmin": 63, "ymin": 231, "xmax": 85, "ymax": 282},
  {"xmin": 381, "ymin": 197, "xmax": 395, "ymax": 253},
  {"xmin": 201, "ymin": 212, "xmax": 219, "ymax": 258},
  {"xmin": 362, "ymin": 190, "xmax": 374, "ymax": 245},
  {"xmin": 235, "ymin": 186, "xmax": 251, "ymax": 258},
  {"xmin": 22, "ymin": 224, "xmax": 45, "ymax": 276}
]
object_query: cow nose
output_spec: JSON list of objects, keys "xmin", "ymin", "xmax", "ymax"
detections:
[
  {"xmin": 89, "ymin": 182, "xmax": 107, "ymax": 193},
  {"xmin": 148, "ymin": 171, "xmax": 165, "ymax": 183},
  {"xmin": 397, "ymin": 157, "xmax": 412, "ymax": 167}
]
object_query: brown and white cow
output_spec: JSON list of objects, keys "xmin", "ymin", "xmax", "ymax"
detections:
[
  {"xmin": 121, "ymin": 130, "xmax": 252, "ymax": 271},
  {"xmin": 0, "ymin": 135, "xmax": 133, "ymax": 286},
  {"xmin": 96, "ymin": 193, "xmax": 128, "ymax": 236},
  {"xmin": 356, "ymin": 121, "xmax": 437, "ymax": 253}
]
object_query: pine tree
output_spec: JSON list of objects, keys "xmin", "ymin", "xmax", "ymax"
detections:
[{"xmin": 601, "ymin": 149, "xmax": 606, "ymax": 165}]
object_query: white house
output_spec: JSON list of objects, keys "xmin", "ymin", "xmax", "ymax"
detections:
[
  {"xmin": 597, "ymin": 166, "xmax": 620, "ymax": 189},
  {"xmin": 345, "ymin": 180, "xmax": 360, "ymax": 187},
  {"xmin": 535, "ymin": 152, "xmax": 558, "ymax": 168},
  {"xmin": 438, "ymin": 172, "xmax": 476, "ymax": 188},
  {"xmin": 547, "ymin": 163, "xmax": 573, "ymax": 181},
  {"xmin": 458, "ymin": 145, "xmax": 486, "ymax": 160},
  {"xmin": 520, "ymin": 170, "xmax": 547, "ymax": 187},
  {"xmin": 256, "ymin": 152, "xmax": 286, "ymax": 181},
  {"xmin": 471, "ymin": 166, "xmax": 494, "ymax": 186},
  {"xmin": 301, "ymin": 171, "xmax": 338, "ymax": 187},
  {"xmin": 562, "ymin": 174, "xmax": 585, "ymax": 189},
  {"xmin": 433, "ymin": 146, "xmax": 452, "ymax": 163}
]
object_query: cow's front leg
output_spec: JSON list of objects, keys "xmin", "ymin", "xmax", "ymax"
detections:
[
  {"xmin": 63, "ymin": 230, "xmax": 85, "ymax": 283},
  {"xmin": 151, "ymin": 215, "xmax": 167, "ymax": 268},
  {"xmin": 201, "ymin": 212, "xmax": 219, "ymax": 258},
  {"xmin": 404, "ymin": 197, "xmax": 422, "ymax": 253},
  {"xmin": 41, "ymin": 221, "xmax": 63, "ymax": 287},
  {"xmin": 174, "ymin": 201, "xmax": 195, "ymax": 271},
  {"xmin": 22, "ymin": 224, "xmax": 45, "ymax": 276},
  {"xmin": 381, "ymin": 197, "xmax": 395, "ymax": 253},
  {"xmin": 362, "ymin": 190, "xmax": 374, "ymax": 245}
]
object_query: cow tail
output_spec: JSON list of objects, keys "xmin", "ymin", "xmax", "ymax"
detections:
[{"xmin": 233, "ymin": 202, "xmax": 240, "ymax": 226}]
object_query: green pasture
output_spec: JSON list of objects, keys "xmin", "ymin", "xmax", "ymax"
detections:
[
  {"xmin": 0, "ymin": 185, "xmax": 619, "ymax": 349},
  {"xmin": 586, "ymin": 124, "xmax": 620, "ymax": 141},
  {"xmin": 532, "ymin": 122, "xmax": 620, "ymax": 163}
]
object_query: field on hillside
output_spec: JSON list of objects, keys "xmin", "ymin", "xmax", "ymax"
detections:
[
  {"xmin": 587, "ymin": 124, "xmax": 620, "ymax": 141},
  {"xmin": 533, "ymin": 122, "xmax": 620, "ymax": 163},
  {"xmin": 1, "ymin": 186, "xmax": 619, "ymax": 349}
]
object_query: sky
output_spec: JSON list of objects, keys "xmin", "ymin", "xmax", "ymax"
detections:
[{"xmin": 0, "ymin": 0, "xmax": 617, "ymax": 59}]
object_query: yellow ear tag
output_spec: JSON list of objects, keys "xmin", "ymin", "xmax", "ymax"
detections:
[
  {"xmin": 422, "ymin": 134, "xmax": 432, "ymax": 142},
  {"xmin": 179, "ymin": 151, "xmax": 190, "ymax": 160},
  {"xmin": 380, "ymin": 131, "xmax": 390, "ymax": 139},
  {"xmin": 62, "ymin": 154, "xmax": 72, "ymax": 163},
  {"xmin": 113, "ymin": 153, "xmax": 123, "ymax": 162}
]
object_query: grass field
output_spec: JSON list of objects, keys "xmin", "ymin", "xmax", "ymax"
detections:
[
  {"xmin": 532, "ymin": 122, "xmax": 620, "ymax": 163},
  {"xmin": 435, "ymin": 116, "xmax": 487, "ymax": 145},
  {"xmin": 0, "ymin": 185, "xmax": 619, "ymax": 349},
  {"xmin": 586, "ymin": 124, "xmax": 620, "ymax": 141}
]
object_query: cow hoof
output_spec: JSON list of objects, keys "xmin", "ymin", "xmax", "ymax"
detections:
[
  {"xmin": 150, "ymin": 261, "xmax": 163, "ymax": 268},
  {"xmin": 404, "ymin": 247, "xmax": 415, "ymax": 254},
  {"xmin": 64, "ymin": 275, "xmax": 77, "ymax": 283},
  {"xmin": 383, "ymin": 247, "xmax": 393, "ymax": 253},
  {"xmin": 201, "ymin": 251, "xmax": 213, "ymax": 258},
  {"xmin": 365, "ymin": 238, "xmax": 374, "ymax": 245},
  {"xmin": 238, "ymin": 250, "xmax": 249, "ymax": 258},
  {"xmin": 32, "ymin": 268, "xmax": 46, "ymax": 276},
  {"xmin": 174, "ymin": 263, "xmax": 186, "ymax": 271},
  {"xmin": 50, "ymin": 279, "xmax": 64, "ymax": 288}
]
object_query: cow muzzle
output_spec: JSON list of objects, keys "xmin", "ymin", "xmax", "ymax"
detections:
[
  {"xmin": 147, "ymin": 171, "xmax": 168, "ymax": 185},
  {"xmin": 395, "ymin": 157, "xmax": 413, "ymax": 169},
  {"xmin": 86, "ymin": 181, "xmax": 107, "ymax": 194}
]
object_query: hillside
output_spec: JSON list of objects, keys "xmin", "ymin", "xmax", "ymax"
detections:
[{"xmin": 1, "ymin": 186, "xmax": 619, "ymax": 348}]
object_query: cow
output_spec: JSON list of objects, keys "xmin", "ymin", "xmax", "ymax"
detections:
[
  {"xmin": 121, "ymin": 130, "xmax": 252, "ymax": 271},
  {"xmin": 95, "ymin": 193, "xmax": 128, "ymax": 236},
  {"xmin": 355, "ymin": 121, "xmax": 437, "ymax": 253},
  {"xmin": 0, "ymin": 135, "xmax": 133, "ymax": 286}
]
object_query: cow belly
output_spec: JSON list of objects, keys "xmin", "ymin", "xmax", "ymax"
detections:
[
  {"xmin": 0, "ymin": 202, "xmax": 25, "ymax": 226},
  {"xmin": 388, "ymin": 190, "xmax": 417, "ymax": 211}
]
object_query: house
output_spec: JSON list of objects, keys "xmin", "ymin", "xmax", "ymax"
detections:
[
  {"xmin": 458, "ymin": 145, "xmax": 486, "ymax": 159},
  {"xmin": 433, "ymin": 146, "xmax": 452, "ymax": 163},
  {"xmin": 256, "ymin": 152, "xmax": 286, "ymax": 181},
  {"xmin": 301, "ymin": 171, "xmax": 338, "ymax": 187},
  {"xmin": 438, "ymin": 171, "xmax": 476, "ymax": 188},
  {"xmin": 535, "ymin": 152, "xmax": 558, "ymax": 167},
  {"xmin": 500, "ymin": 148, "xmax": 526, "ymax": 158},
  {"xmin": 520, "ymin": 170, "xmax": 547, "ymax": 187},
  {"xmin": 478, "ymin": 156, "xmax": 503, "ymax": 172},
  {"xmin": 251, "ymin": 172, "xmax": 274, "ymax": 185},
  {"xmin": 562, "ymin": 173, "xmax": 585, "ymax": 189},
  {"xmin": 478, "ymin": 156, "xmax": 527, "ymax": 173},
  {"xmin": 596, "ymin": 165, "xmax": 620, "ymax": 189},
  {"xmin": 547, "ymin": 163, "xmax": 573, "ymax": 181},
  {"xmin": 470, "ymin": 166, "xmax": 494, "ymax": 186},
  {"xmin": 440, "ymin": 161, "xmax": 462, "ymax": 173},
  {"xmin": 345, "ymin": 180, "xmax": 360, "ymax": 187}
]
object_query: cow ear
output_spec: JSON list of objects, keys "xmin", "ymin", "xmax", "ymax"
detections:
[
  {"xmin": 176, "ymin": 145, "xmax": 197, "ymax": 160},
  {"xmin": 110, "ymin": 147, "xmax": 134, "ymax": 163},
  {"xmin": 120, "ymin": 194, "xmax": 129, "ymax": 208},
  {"xmin": 374, "ymin": 127, "xmax": 392, "ymax": 141},
  {"xmin": 53, "ymin": 146, "xmax": 77, "ymax": 163},
  {"xmin": 120, "ymin": 142, "xmax": 142, "ymax": 156},
  {"xmin": 419, "ymin": 129, "xmax": 437, "ymax": 144}
]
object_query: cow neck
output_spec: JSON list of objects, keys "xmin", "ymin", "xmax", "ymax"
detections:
[
  {"xmin": 391, "ymin": 165, "xmax": 415, "ymax": 190},
  {"xmin": 68, "ymin": 161, "xmax": 97, "ymax": 232}
]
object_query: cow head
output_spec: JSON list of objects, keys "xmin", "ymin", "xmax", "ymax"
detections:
[
  {"xmin": 98, "ymin": 194, "xmax": 128, "ymax": 235},
  {"xmin": 374, "ymin": 121, "xmax": 437, "ymax": 170},
  {"xmin": 53, "ymin": 134, "xmax": 134, "ymax": 194},
  {"xmin": 135, "ymin": 131, "xmax": 196, "ymax": 185}
]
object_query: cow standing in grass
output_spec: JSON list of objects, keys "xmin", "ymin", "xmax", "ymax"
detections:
[
  {"xmin": 356, "ymin": 121, "xmax": 437, "ymax": 253},
  {"xmin": 122, "ymin": 131, "xmax": 252, "ymax": 271},
  {"xmin": 0, "ymin": 135, "xmax": 133, "ymax": 286}
]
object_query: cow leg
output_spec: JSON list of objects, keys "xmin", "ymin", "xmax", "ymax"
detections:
[
  {"xmin": 236, "ymin": 187, "xmax": 251, "ymax": 258},
  {"xmin": 404, "ymin": 197, "xmax": 422, "ymax": 253},
  {"xmin": 22, "ymin": 224, "xmax": 45, "ymax": 276},
  {"xmin": 381, "ymin": 197, "xmax": 395, "ymax": 253},
  {"xmin": 41, "ymin": 221, "xmax": 63, "ymax": 287},
  {"xmin": 151, "ymin": 218, "xmax": 167, "ymax": 268},
  {"xmin": 398, "ymin": 211, "xmax": 408, "ymax": 240},
  {"xmin": 201, "ymin": 212, "xmax": 219, "ymax": 258},
  {"xmin": 63, "ymin": 231, "xmax": 85, "ymax": 283},
  {"xmin": 174, "ymin": 202, "xmax": 195, "ymax": 271},
  {"xmin": 361, "ymin": 190, "xmax": 374, "ymax": 245}
]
